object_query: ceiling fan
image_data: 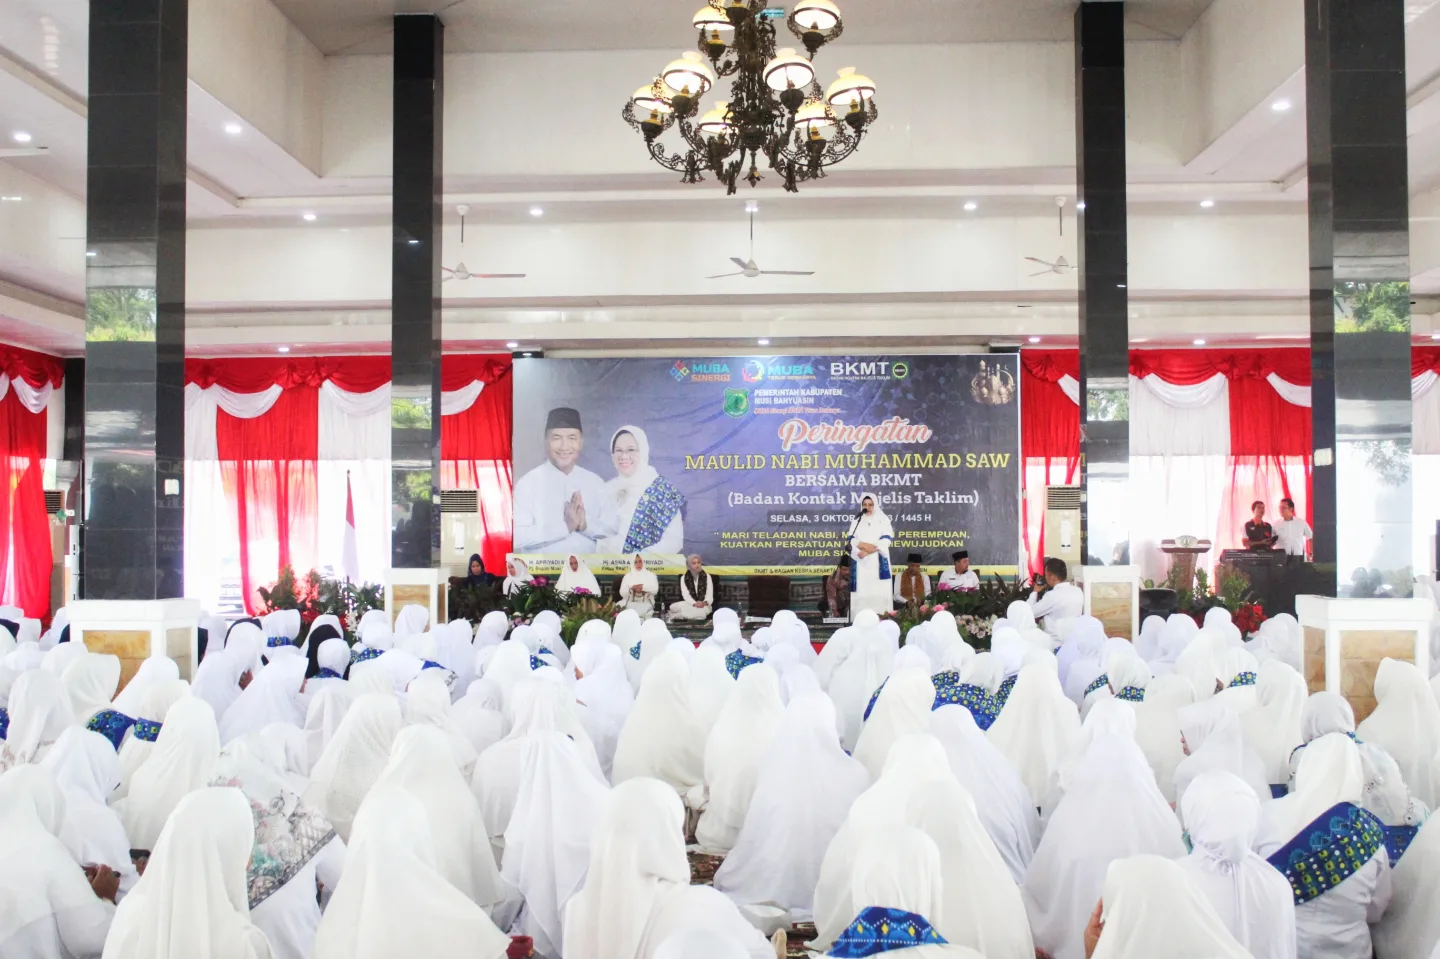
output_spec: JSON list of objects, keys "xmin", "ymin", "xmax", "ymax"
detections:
[
  {"xmin": 443, "ymin": 204, "xmax": 526, "ymax": 281},
  {"xmin": 707, "ymin": 207, "xmax": 814, "ymax": 279},
  {"xmin": 1024, "ymin": 196, "xmax": 1074, "ymax": 277}
]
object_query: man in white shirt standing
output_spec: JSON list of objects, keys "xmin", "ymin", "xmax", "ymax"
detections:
[
  {"xmin": 938, "ymin": 550, "xmax": 980, "ymax": 591},
  {"xmin": 1027, "ymin": 557, "xmax": 1085, "ymax": 644},
  {"xmin": 1274, "ymin": 497, "xmax": 1313, "ymax": 559},
  {"xmin": 512, "ymin": 407, "xmax": 613, "ymax": 554}
]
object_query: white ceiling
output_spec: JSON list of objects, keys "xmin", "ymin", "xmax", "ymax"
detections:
[{"xmin": 269, "ymin": 0, "xmax": 1219, "ymax": 56}]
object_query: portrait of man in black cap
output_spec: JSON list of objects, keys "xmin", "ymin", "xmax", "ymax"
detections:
[
  {"xmin": 893, "ymin": 551, "xmax": 931, "ymax": 603},
  {"xmin": 939, "ymin": 549, "xmax": 979, "ymax": 591},
  {"xmin": 512, "ymin": 406, "xmax": 613, "ymax": 554}
]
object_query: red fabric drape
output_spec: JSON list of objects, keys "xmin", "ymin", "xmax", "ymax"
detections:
[
  {"xmin": 1414, "ymin": 346, "xmax": 1440, "ymax": 376},
  {"xmin": 441, "ymin": 357, "xmax": 513, "ymax": 574},
  {"xmin": 0, "ymin": 389, "xmax": 51, "ymax": 617},
  {"xmin": 216, "ymin": 386, "xmax": 320, "ymax": 613},
  {"xmin": 186, "ymin": 356, "xmax": 391, "ymax": 393},
  {"xmin": 1020, "ymin": 352, "xmax": 1081, "ymax": 574}
]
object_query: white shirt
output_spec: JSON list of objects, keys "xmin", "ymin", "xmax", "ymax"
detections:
[
  {"xmin": 1028, "ymin": 582, "xmax": 1085, "ymax": 640},
  {"xmin": 512, "ymin": 460, "xmax": 611, "ymax": 554},
  {"xmin": 1275, "ymin": 517, "xmax": 1312, "ymax": 556},
  {"xmin": 893, "ymin": 569, "xmax": 932, "ymax": 601},
  {"xmin": 940, "ymin": 568, "xmax": 980, "ymax": 591}
]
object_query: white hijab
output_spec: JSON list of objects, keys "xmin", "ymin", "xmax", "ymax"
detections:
[
  {"xmin": 1374, "ymin": 811, "xmax": 1440, "ymax": 959},
  {"xmin": 606, "ymin": 424, "xmax": 661, "ymax": 512},
  {"xmin": 986, "ymin": 660, "xmax": 1080, "ymax": 802},
  {"xmin": 852, "ymin": 492, "xmax": 895, "ymax": 552},
  {"xmin": 302, "ymin": 683, "xmax": 356, "ymax": 775},
  {"xmin": 369, "ymin": 725, "xmax": 507, "ymax": 909},
  {"xmin": 1356, "ymin": 657, "xmax": 1440, "ymax": 808},
  {"xmin": 0, "ymin": 668, "xmax": 76, "ymax": 771},
  {"xmin": 1131, "ymin": 673, "xmax": 1194, "ymax": 803},
  {"xmin": 694, "ymin": 663, "xmax": 785, "ymax": 854},
  {"xmin": 118, "ymin": 696, "xmax": 222, "ymax": 851},
  {"xmin": 557, "ymin": 554, "xmax": 601, "ymax": 596},
  {"xmin": 1239, "ymin": 660, "xmax": 1308, "ymax": 786},
  {"xmin": 1057, "ymin": 616, "xmax": 1107, "ymax": 703},
  {"xmin": 1147, "ymin": 613, "xmax": 1198, "ymax": 675},
  {"xmin": 620, "ymin": 555, "xmax": 660, "ymax": 598},
  {"xmin": 611, "ymin": 649, "xmax": 705, "ymax": 795},
  {"xmin": 60, "ymin": 652, "xmax": 121, "ymax": 724},
  {"xmin": 828, "ymin": 621, "xmax": 896, "ymax": 751},
  {"xmin": 1257, "ymin": 732, "xmax": 1365, "ymax": 853},
  {"xmin": 562, "ymin": 777, "xmax": 692, "ymax": 959},
  {"xmin": 503, "ymin": 556, "xmax": 534, "ymax": 596},
  {"xmin": 115, "ymin": 679, "xmax": 191, "ymax": 801},
  {"xmin": 103, "ymin": 787, "xmax": 271, "ymax": 959},
  {"xmin": 111, "ymin": 656, "xmax": 180, "ymax": 719},
  {"xmin": 1248, "ymin": 612, "xmax": 1302, "ymax": 671},
  {"xmin": 1134, "ymin": 615, "xmax": 1165, "ymax": 661},
  {"xmin": 303, "ymin": 693, "xmax": 403, "ymax": 843},
  {"xmin": 712, "ymin": 691, "xmax": 869, "ymax": 916},
  {"xmin": 626, "ymin": 618, "xmax": 673, "ymax": 692},
  {"xmin": 313, "ymin": 788, "xmax": 510, "ymax": 959},
  {"xmin": 190, "ymin": 647, "xmax": 253, "ymax": 720},
  {"xmin": 1174, "ymin": 627, "xmax": 1231, "ymax": 701},
  {"xmin": 476, "ymin": 610, "xmax": 510, "ymax": 646},
  {"xmin": 218, "ymin": 653, "xmax": 307, "ymax": 744},
  {"xmin": 1091, "ymin": 855, "xmax": 1251, "ymax": 959},
  {"xmin": 905, "ymin": 780, "xmax": 1036, "ymax": 959},
  {"xmin": 502, "ymin": 730, "xmax": 609, "ymax": 957},
  {"xmin": 393, "ymin": 604, "xmax": 430, "ymax": 639},
  {"xmin": 1023, "ymin": 736, "xmax": 1185, "ymax": 959},
  {"xmin": 687, "ymin": 644, "xmax": 735, "ymax": 736},
  {"xmin": 1173, "ymin": 700, "xmax": 1271, "ymax": 818},
  {"xmin": 0, "ymin": 765, "xmax": 108, "ymax": 955},
  {"xmin": 852, "ymin": 667, "xmax": 935, "ymax": 780},
  {"xmin": 40, "ymin": 727, "xmax": 136, "ymax": 888},
  {"xmin": 929, "ymin": 704, "xmax": 1038, "ymax": 884},
  {"xmin": 1177, "ymin": 771, "xmax": 1297, "ymax": 959}
]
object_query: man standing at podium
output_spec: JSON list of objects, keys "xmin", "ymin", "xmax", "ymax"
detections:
[{"xmin": 1275, "ymin": 497, "xmax": 1312, "ymax": 560}]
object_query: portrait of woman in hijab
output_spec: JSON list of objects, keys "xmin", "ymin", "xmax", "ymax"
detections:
[{"xmin": 598, "ymin": 425, "xmax": 685, "ymax": 555}]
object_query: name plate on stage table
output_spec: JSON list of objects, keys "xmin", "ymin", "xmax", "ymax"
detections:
[{"xmin": 511, "ymin": 355, "xmax": 1021, "ymax": 576}]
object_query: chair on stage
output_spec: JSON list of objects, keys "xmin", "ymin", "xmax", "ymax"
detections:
[{"xmin": 747, "ymin": 576, "xmax": 792, "ymax": 619}]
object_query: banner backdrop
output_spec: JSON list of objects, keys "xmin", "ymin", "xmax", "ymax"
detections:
[{"xmin": 512, "ymin": 355, "xmax": 1020, "ymax": 575}]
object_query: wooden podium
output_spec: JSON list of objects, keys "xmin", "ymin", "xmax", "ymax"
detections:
[{"xmin": 1160, "ymin": 538, "xmax": 1212, "ymax": 592}]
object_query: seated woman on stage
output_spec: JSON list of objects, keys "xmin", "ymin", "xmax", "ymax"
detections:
[
  {"xmin": 1245, "ymin": 501, "xmax": 1277, "ymax": 550},
  {"xmin": 618, "ymin": 554, "xmax": 660, "ymax": 620},
  {"xmin": 669, "ymin": 554, "xmax": 713, "ymax": 622}
]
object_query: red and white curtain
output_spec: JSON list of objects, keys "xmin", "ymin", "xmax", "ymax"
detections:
[
  {"xmin": 184, "ymin": 355, "xmax": 512, "ymax": 614},
  {"xmin": 1021, "ymin": 346, "xmax": 1440, "ymax": 582},
  {"xmin": 0, "ymin": 346, "xmax": 64, "ymax": 617}
]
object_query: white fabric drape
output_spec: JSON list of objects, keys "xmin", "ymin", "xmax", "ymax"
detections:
[
  {"xmin": 183, "ymin": 385, "xmax": 230, "ymax": 612},
  {"xmin": 1057, "ymin": 375, "xmax": 1079, "ymax": 406},
  {"xmin": 441, "ymin": 381, "xmax": 484, "ymax": 417},
  {"xmin": 9, "ymin": 376, "xmax": 51, "ymax": 415},
  {"xmin": 1414, "ymin": 371, "xmax": 1440, "ymax": 456},
  {"xmin": 318, "ymin": 383, "xmax": 390, "ymax": 585},
  {"xmin": 1265, "ymin": 373, "xmax": 1311, "ymax": 408},
  {"xmin": 1129, "ymin": 374, "xmax": 1230, "ymax": 457}
]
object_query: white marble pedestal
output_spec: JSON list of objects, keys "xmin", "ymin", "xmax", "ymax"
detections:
[
  {"xmin": 386, "ymin": 568, "xmax": 448, "ymax": 630},
  {"xmin": 1081, "ymin": 565, "xmax": 1140, "ymax": 640},
  {"xmin": 66, "ymin": 598, "xmax": 202, "ymax": 689},
  {"xmin": 1295, "ymin": 594, "xmax": 1433, "ymax": 721}
]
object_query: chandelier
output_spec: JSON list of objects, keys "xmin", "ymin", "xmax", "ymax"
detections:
[{"xmin": 622, "ymin": 0, "xmax": 878, "ymax": 194}]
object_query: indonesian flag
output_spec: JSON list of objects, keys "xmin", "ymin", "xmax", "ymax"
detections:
[{"xmin": 342, "ymin": 471, "xmax": 360, "ymax": 582}]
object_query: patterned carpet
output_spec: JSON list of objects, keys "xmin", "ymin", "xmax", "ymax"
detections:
[{"xmin": 687, "ymin": 851, "xmax": 819, "ymax": 957}]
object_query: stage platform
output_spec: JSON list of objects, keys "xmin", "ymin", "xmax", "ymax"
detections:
[{"xmin": 665, "ymin": 611, "xmax": 849, "ymax": 644}]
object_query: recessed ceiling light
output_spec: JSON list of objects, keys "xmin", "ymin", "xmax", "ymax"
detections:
[
  {"xmin": 85, "ymin": 251, "xmax": 96, "ymax": 257},
  {"xmin": 963, "ymin": 201, "xmax": 978, "ymax": 212},
  {"xmin": 12, "ymin": 131, "xmax": 31, "ymax": 143},
  {"xmin": 278, "ymin": 346, "xmax": 291, "ymax": 353},
  {"xmin": 529, "ymin": 206, "xmax": 544, "ymax": 217},
  {"xmin": 1271, "ymin": 98, "xmax": 1292, "ymax": 112},
  {"xmin": 758, "ymin": 338, "xmax": 770, "ymax": 345},
  {"xmin": 1117, "ymin": 283, "xmax": 1127, "ymax": 288},
  {"xmin": 0, "ymin": 195, "xmax": 21, "ymax": 202},
  {"xmin": 1028, "ymin": 336, "xmax": 1041, "ymax": 343},
  {"xmin": 224, "ymin": 122, "xmax": 243, "ymax": 135},
  {"xmin": 1193, "ymin": 338, "xmax": 1206, "ymax": 346},
  {"xmin": 1432, "ymin": 333, "xmax": 1440, "ymax": 341},
  {"xmin": 506, "ymin": 341, "xmax": 519, "ymax": 349},
  {"xmin": 1076, "ymin": 201, "xmax": 1086, "ymax": 210},
  {"xmin": 744, "ymin": 200, "xmax": 759, "ymax": 214},
  {"xmin": 407, "ymin": 238, "xmax": 420, "ymax": 245},
  {"xmin": 1200, "ymin": 199, "xmax": 1215, "ymax": 208},
  {"xmin": 302, "ymin": 212, "xmax": 317, "ymax": 222}
]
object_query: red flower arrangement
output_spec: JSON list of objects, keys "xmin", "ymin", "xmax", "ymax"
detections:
[{"xmin": 1232, "ymin": 602, "xmax": 1267, "ymax": 636}]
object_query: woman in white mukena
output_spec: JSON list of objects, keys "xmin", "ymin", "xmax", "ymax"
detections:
[
  {"xmin": 599, "ymin": 425, "xmax": 685, "ymax": 556},
  {"xmin": 847, "ymin": 492, "xmax": 894, "ymax": 618}
]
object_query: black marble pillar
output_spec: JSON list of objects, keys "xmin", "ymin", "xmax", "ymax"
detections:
[
  {"xmin": 1305, "ymin": 0, "xmax": 1412, "ymax": 598},
  {"xmin": 390, "ymin": 14, "xmax": 444, "ymax": 570},
  {"xmin": 1075, "ymin": 1, "xmax": 1130, "ymax": 568},
  {"xmin": 82, "ymin": 0, "xmax": 187, "ymax": 600}
]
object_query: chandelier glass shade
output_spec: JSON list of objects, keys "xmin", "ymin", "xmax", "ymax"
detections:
[{"xmin": 622, "ymin": 0, "xmax": 878, "ymax": 194}]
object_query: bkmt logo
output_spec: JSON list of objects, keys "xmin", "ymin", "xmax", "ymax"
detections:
[{"xmin": 891, "ymin": 361, "xmax": 910, "ymax": 379}]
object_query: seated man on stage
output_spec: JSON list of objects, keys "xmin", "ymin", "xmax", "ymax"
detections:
[
  {"xmin": 821, "ymin": 556, "xmax": 852, "ymax": 620},
  {"xmin": 1245, "ymin": 500, "xmax": 1277, "ymax": 550},
  {"xmin": 1027, "ymin": 557, "xmax": 1085, "ymax": 643},
  {"xmin": 938, "ymin": 550, "xmax": 979, "ymax": 591},
  {"xmin": 893, "ymin": 553, "xmax": 931, "ymax": 604},
  {"xmin": 669, "ymin": 554, "xmax": 714, "ymax": 622}
]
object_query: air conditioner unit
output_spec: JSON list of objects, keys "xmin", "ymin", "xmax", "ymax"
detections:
[
  {"xmin": 1043, "ymin": 485, "xmax": 1082, "ymax": 570},
  {"xmin": 440, "ymin": 490, "xmax": 481, "ymax": 574}
]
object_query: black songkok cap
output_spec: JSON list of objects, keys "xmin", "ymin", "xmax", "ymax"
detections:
[
  {"xmin": 545, "ymin": 407, "xmax": 582, "ymax": 432},
  {"xmin": 907, "ymin": 553, "xmax": 923, "ymax": 564},
  {"xmin": 952, "ymin": 550, "xmax": 968, "ymax": 561}
]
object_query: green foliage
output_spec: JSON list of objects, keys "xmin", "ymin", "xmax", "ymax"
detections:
[
  {"xmin": 561, "ymin": 596, "xmax": 619, "ymax": 647},
  {"xmin": 391, "ymin": 398, "xmax": 432, "ymax": 429},
  {"xmin": 257, "ymin": 564, "xmax": 385, "ymax": 641},
  {"xmin": 506, "ymin": 581, "xmax": 568, "ymax": 620},
  {"xmin": 927, "ymin": 574, "xmax": 1033, "ymax": 620},
  {"xmin": 87, "ymin": 287, "xmax": 157, "ymax": 342},
  {"xmin": 449, "ymin": 581, "xmax": 507, "ymax": 624},
  {"xmin": 1334, "ymin": 281, "xmax": 1410, "ymax": 334}
]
